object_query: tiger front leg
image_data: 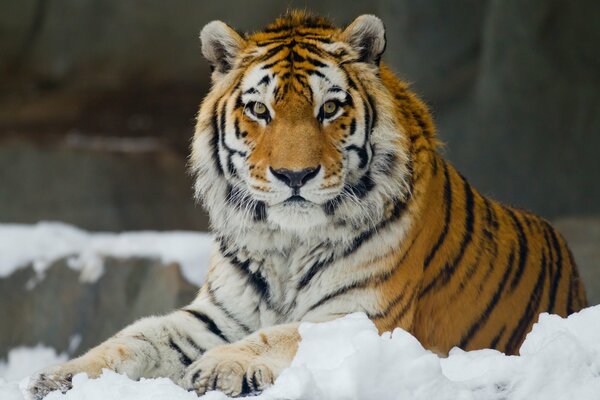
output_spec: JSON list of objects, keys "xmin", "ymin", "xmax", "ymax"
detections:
[
  {"xmin": 182, "ymin": 323, "xmax": 300, "ymax": 397},
  {"xmin": 28, "ymin": 308, "xmax": 230, "ymax": 399}
]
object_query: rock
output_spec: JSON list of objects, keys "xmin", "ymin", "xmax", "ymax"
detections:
[
  {"xmin": 554, "ymin": 217, "xmax": 600, "ymax": 307},
  {"xmin": 0, "ymin": 257, "xmax": 198, "ymax": 359},
  {"xmin": 0, "ymin": 138, "xmax": 209, "ymax": 231}
]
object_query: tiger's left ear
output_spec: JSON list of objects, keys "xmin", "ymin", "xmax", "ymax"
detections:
[
  {"xmin": 341, "ymin": 15, "xmax": 386, "ymax": 66},
  {"xmin": 200, "ymin": 21, "xmax": 246, "ymax": 78}
]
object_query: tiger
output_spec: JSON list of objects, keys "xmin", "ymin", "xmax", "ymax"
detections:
[{"xmin": 29, "ymin": 11, "xmax": 587, "ymax": 399}]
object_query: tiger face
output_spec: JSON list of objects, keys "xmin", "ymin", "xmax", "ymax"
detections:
[{"xmin": 193, "ymin": 13, "xmax": 411, "ymax": 235}]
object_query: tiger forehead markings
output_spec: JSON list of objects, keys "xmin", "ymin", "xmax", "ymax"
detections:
[
  {"xmin": 28, "ymin": 11, "xmax": 586, "ymax": 399},
  {"xmin": 196, "ymin": 16, "xmax": 409, "ymax": 240}
]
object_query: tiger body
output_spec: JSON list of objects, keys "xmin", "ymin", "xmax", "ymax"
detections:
[{"xmin": 29, "ymin": 12, "xmax": 586, "ymax": 398}]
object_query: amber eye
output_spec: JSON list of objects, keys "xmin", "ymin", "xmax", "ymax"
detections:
[
  {"xmin": 253, "ymin": 102, "xmax": 267, "ymax": 115},
  {"xmin": 247, "ymin": 102, "xmax": 270, "ymax": 122},
  {"xmin": 322, "ymin": 100, "xmax": 339, "ymax": 118}
]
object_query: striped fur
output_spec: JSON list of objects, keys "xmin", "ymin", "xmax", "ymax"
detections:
[{"xmin": 28, "ymin": 11, "xmax": 587, "ymax": 398}]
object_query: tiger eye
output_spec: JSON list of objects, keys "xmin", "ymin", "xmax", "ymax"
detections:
[
  {"xmin": 253, "ymin": 102, "xmax": 267, "ymax": 116},
  {"xmin": 323, "ymin": 101, "xmax": 338, "ymax": 117}
]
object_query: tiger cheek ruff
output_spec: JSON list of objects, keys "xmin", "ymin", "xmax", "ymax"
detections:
[{"xmin": 28, "ymin": 11, "xmax": 587, "ymax": 399}]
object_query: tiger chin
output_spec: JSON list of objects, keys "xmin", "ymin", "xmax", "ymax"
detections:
[{"xmin": 29, "ymin": 11, "xmax": 587, "ymax": 399}]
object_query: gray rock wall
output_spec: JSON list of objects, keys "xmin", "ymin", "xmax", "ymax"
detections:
[{"xmin": 0, "ymin": 258, "xmax": 198, "ymax": 359}]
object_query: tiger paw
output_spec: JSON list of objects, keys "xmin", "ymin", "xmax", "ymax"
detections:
[
  {"xmin": 27, "ymin": 357, "xmax": 106, "ymax": 400},
  {"xmin": 28, "ymin": 365, "xmax": 76, "ymax": 400},
  {"xmin": 181, "ymin": 346, "xmax": 275, "ymax": 396}
]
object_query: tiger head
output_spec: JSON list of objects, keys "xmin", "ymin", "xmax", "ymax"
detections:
[{"xmin": 192, "ymin": 12, "xmax": 415, "ymax": 238}]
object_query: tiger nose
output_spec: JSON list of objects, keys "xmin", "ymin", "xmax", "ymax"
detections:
[{"xmin": 269, "ymin": 166, "xmax": 321, "ymax": 188}]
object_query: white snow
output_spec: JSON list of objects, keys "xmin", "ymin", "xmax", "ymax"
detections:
[
  {"xmin": 0, "ymin": 346, "xmax": 67, "ymax": 382},
  {"xmin": 1, "ymin": 307, "xmax": 600, "ymax": 400},
  {"xmin": 0, "ymin": 222, "xmax": 213, "ymax": 286}
]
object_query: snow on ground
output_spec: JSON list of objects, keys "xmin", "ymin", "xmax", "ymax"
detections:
[
  {"xmin": 0, "ymin": 222, "xmax": 213, "ymax": 286},
  {"xmin": 1, "ymin": 307, "xmax": 599, "ymax": 400}
]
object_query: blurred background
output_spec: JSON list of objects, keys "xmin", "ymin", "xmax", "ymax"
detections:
[{"xmin": 0, "ymin": 0, "xmax": 599, "ymax": 361}]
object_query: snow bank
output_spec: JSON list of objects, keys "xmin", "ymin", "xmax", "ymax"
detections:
[
  {"xmin": 1, "ymin": 307, "xmax": 599, "ymax": 400},
  {"xmin": 0, "ymin": 222, "xmax": 213, "ymax": 286}
]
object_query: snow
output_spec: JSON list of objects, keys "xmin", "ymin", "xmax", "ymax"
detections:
[
  {"xmin": 1, "ymin": 307, "xmax": 600, "ymax": 400},
  {"xmin": 0, "ymin": 346, "xmax": 67, "ymax": 383},
  {"xmin": 0, "ymin": 222, "xmax": 213, "ymax": 286}
]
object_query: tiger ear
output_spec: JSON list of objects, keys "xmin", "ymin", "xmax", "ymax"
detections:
[
  {"xmin": 341, "ymin": 15, "xmax": 386, "ymax": 66},
  {"xmin": 200, "ymin": 21, "xmax": 245, "ymax": 77}
]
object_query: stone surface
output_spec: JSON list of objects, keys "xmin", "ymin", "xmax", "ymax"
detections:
[
  {"xmin": 0, "ymin": 138, "xmax": 209, "ymax": 231},
  {"xmin": 555, "ymin": 217, "xmax": 600, "ymax": 307},
  {"xmin": 0, "ymin": 257, "xmax": 199, "ymax": 359}
]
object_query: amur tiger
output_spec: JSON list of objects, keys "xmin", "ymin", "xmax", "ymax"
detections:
[{"xmin": 29, "ymin": 11, "xmax": 587, "ymax": 399}]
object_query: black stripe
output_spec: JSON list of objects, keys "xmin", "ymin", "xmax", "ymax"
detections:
[
  {"xmin": 261, "ymin": 58, "xmax": 287, "ymax": 70},
  {"xmin": 379, "ymin": 151, "xmax": 398, "ymax": 176},
  {"xmin": 306, "ymin": 280, "xmax": 365, "ymax": 313},
  {"xmin": 307, "ymin": 69, "xmax": 326, "ymax": 79},
  {"xmin": 257, "ymin": 74, "xmax": 271, "ymax": 86},
  {"xmin": 367, "ymin": 282, "xmax": 410, "ymax": 319},
  {"xmin": 389, "ymin": 289, "xmax": 418, "ymax": 325},
  {"xmin": 459, "ymin": 248, "xmax": 515, "ymax": 349},
  {"xmin": 224, "ymin": 184, "xmax": 266, "ymax": 222},
  {"xmin": 566, "ymin": 273, "xmax": 575, "ymax": 314},
  {"xmin": 420, "ymin": 172, "xmax": 475, "ymax": 298},
  {"xmin": 253, "ymin": 201, "xmax": 267, "ymax": 222},
  {"xmin": 305, "ymin": 55, "xmax": 327, "ymax": 67},
  {"xmin": 343, "ymin": 196, "xmax": 408, "ymax": 257},
  {"xmin": 367, "ymin": 94, "xmax": 378, "ymax": 138},
  {"xmin": 258, "ymin": 44, "xmax": 288, "ymax": 64},
  {"xmin": 297, "ymin": 254, "xmax": 335, "ymax": 291},
  {"xmin": 346, "ymin": 144, "xmax": 369, "ymax": 169},
  {"xmin": 457, "ymin": 196, "xmax": 496, "ymax": 292},
  {"xmin": 432, "ymin": 155, "xmax": 439, "ymax": 176},
  {"xmin": 182, "ymin": 309, "xmax": 229, "ymax": 342},
  {"xmin": 217, "ymin": 237, "xmax": 273, "ymax": 304},
  {"xmin": 169, "ymin": 337, "xmax": 193, "ymax": 366},
  {"xmin": 505, "ymin": 250, "xmax": 547, "ymax": 354},
  {"xmin": 424, "ymin": 161, "xmax": 452, "ymax": 269},
  {"xmin": 543, "ymin": 222, "xmax": 563, "ymax": 314},
  {"xmin": 132, "ymin": 333, "xmax": 162, "ymax": 362},
  {"xmin": 348, "ymin": 118, "xmax": 357, "ymax": 136},
  {"xmin": 210, "ymin": 110, "xmax": 224, "ymax": 176},
  {"xmin": 489, "ymin": 326, "xmax": 506, "ymax": 350},
  {"xmin": 207, "ymin": 283, "xmax": 252, "ymax": 334},
  {"xmin": 306, "ymin": 195, "xmax": 411, "ymax": 292},
  {"xmin": 566, "ymin": 247, "xmax": 582, "ymax": 313},
  {"xmin": 347, "ymin": 171, "xmax": 375, "ymax": 199},
  {"xmin": 185, "ymin": 336, "xmax": 205, "ymax": 354},
  {"xmin": 507, "ymin": 209, "xmax": 529, "ymax": 291},
  {"xmin": 306, "ymin": 236, "xmax": 417, "ymax": 313}
]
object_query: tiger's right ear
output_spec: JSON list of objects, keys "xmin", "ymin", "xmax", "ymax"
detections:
[
  {"xmin": 200, "ymin": 21, "xmax": 245, "ymax": 77},
  {"xmin": 341, "ymin": 15, "xmax": 386, "ymax": 66}
]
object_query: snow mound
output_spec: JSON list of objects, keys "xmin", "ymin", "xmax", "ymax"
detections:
[
  {"xmin": 1, "ymin": 307, "xmax": 600, "ymax": 400},
  {"xmin": 0, "ymin": 222, "xmax": 213, "ymax": 286}
]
